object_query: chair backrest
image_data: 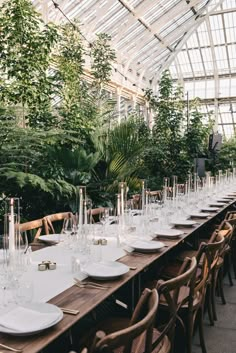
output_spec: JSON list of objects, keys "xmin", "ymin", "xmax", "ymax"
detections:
[
  {"xmin": 147, "ymin": 190, "xmax": 163, "ymax": 202},
  {"xmin": 154, "ymin": 257, "xmax": 197, "ymax": 351},
  {"xmin": 194, "ymin": 234, "xmax": 225, "ymax": 299},
  {"xmin": 18, "ymin": 218, "xmax": 43, "ymax": 240},
  {"xmin": 43, "ymin": 212, "xmax": 74, "ymax": 234},
  {"xmin": 87, "ymin": 207, "xmax": 105, "ymax": 223},
  {"xmin": 90, "ymin": 288, "xmax": 159, "ymax": 353}
]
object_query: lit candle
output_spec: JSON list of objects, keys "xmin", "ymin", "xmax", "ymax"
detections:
[
  {"xmin": 9, "ymin": 198, "xmax": 15, "ymax": 253},
  {"xmin": 141, "ymin": 180, "xmax": 145, "ymax": 211},
  {"xmin": 79, "ymin": 188, "xmax": 83, "ymax": 227},
  {"xmin": 84, "ymin": 200, "xmax": 87, "ymax": 225},
  {"xmin": 117, "ymin": 194, "xmax": 121, "ymax": 216},
  {"xmin": 120, "ymin": 183, "xmax": 124, "ymax": 215}
]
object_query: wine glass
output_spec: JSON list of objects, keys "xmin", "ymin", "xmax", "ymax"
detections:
[{"xmin": 99, "ymin": 209, "xmax": 109, "ymax": 226}]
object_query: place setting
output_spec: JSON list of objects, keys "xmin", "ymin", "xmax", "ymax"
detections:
[{"xmin": 0, "ymin": 302, "xmax": 63, "ymax": 336}]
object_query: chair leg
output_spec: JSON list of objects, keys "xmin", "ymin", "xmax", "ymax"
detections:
[
  {"xmin": 206, "ymin": 285, "xmax": 214, "ymax": 325},
  {"xmin": 186, "ymin": 312, "xmax": 194, "ymax": 353},
  {"xmin": 231, "ymin": 247, "xmax": 236, "ymax": 279},
  {"xmin": 225, "ymin": 255, "xmax": 233, "ymax": 286},
  {"xmin": 211, "ymin": 273, "xmax": 218, "ymax": 321},
  {"xmin": 218, "ymin": 268, "xmax": 226, "ymax": 305},
  {"xmin": 198, "ymin": 308, "xmax": 207, "ymax": 353}
]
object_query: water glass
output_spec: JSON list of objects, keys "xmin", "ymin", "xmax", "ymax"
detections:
[{"xmin": 13, "ymin": 280, "xmax": 33, "ymax": 304}]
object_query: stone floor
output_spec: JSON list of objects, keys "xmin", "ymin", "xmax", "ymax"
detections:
[{"xmin": 192, "ymin": 276, "xmax": 236, "ymax": 353}]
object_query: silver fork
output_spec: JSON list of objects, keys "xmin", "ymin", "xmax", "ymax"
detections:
[
  {"xmin": 0, "ymin": 343, "xmax": 23, "ymax": 353},
  {"xmin": 74, "ymin": 278, "xmax": 111, "ymax": 288}
]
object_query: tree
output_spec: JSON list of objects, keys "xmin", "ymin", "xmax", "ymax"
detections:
[{"xmin": 0, "ymin": 0, "xmax": 58, "ymax": 128}]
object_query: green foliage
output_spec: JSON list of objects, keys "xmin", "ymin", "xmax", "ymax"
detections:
[
  {"xmin": 0, "ymin": 0, "xmax": 58, "ymax": 127},
  {"xmin": 91, "ymin": 33, "xmax": 116, "ymax": 87},
  {"xmin": 144, "ymin": 70, "xmax": 189, "ymax": 185},
  {"xmin": 184, "ymin": 102, "xmax": 211, "ymax": 163},
  {"xmin": 215, "ymin": 137, "xmax": 236, "ymax": 171}
]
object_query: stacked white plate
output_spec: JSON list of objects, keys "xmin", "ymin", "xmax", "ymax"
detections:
[
  {"xmin": 0, "ymin": 303, "xmax": 63, "ymax": 336},
  {"xmin": 208, "ymin": 202, "xmax": 226, "ymax": 207},
  {"xmin": 200, "ymin": 207, "xmax": 219, "ymax": 212},
  {"xmin": 131, "ymin": 240, "xmax": 165, "ymax": 253},
  {"xmin": 190, "ymin": 212, "xmax": 211, "ymax": 219},
  {"xmin": 83, "ymin": 261, "xmax": 129, "ymax": 280},
  {"xmin": 171, "ymin": 220, "xmax": 197, "ymax": 227},
  {"xmin": 39, "ymin": 234, "xmax": 62, "ymax": 243},
  {"xmin": 154, "ymin": 229, "xmax": 183, "ymax": 239}
]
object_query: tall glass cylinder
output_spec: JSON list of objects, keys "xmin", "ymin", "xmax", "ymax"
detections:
[{"xmin": 4, "ymin": 198, "xmax": 20, "ymax": 255}]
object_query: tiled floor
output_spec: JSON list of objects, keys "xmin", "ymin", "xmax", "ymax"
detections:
[{"xmin": 192, "ymin": 276, "xmax": 236, "ymax": 353}]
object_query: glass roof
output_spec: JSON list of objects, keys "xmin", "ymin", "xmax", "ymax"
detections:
[
  {"xmin": 31, "ymin": 0, "xmax": 236, "ymax": 139},
  {"xmin": 170, "ymin": 0, "xmax": 236, "ymax": 139}
]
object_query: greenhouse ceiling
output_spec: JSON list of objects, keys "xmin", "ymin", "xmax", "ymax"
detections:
[{"xmin": 30, "ymin": 0, "xmax": 236, "ymax": 138}]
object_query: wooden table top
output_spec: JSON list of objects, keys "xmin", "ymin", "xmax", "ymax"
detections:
[{"xmin": 0, "ymin": 199, "xmax": 234, "ymax": 353}]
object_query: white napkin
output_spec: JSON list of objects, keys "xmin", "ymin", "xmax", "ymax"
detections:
[{"xmin": 0, "ymin": 306, "xmax": 60, "ymax": 332}]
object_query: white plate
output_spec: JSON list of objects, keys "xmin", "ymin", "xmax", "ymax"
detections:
[
  {"xmin": 0, "ymin": 303, "xmax": 63, "ymax": 336},
  {"xmin": 39, "ymin": 234, "xmax": 62, "ymax": 243},
  {"xmin": 154, "ymin": 229, "xmax": 183, "ymax": 238},
  {"xmin": 171, "ymin": 220, "xmax": 197, "ymax": 227},
  {"xmin": 208, "ymin": 202, "xmax": 226, "ymax": 207},
  {"xmin": 83, "ymin": 261, "xmax": 129, "ymax": 280},
  {"xmin": 131, "ymin": 240, "xmax": 165, "ymax": 252},
  {"xmin": 201, "ymin": 207, "xmax": 219, "ymax": 212},
  {"xmin": 190, "ymin": 212, "xmax": 211, "ymax": 218}
]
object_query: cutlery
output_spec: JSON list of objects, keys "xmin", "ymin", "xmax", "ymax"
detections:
[
  {"xmin": 75, "ymin": 283, "xmax": 107, "ymax": 290},
  {"xmin": 0, "ymin": 343, "xmax": 23, "ymax": 353},
  {"xmin": 73, "ymin": 278, "xmax": 111, "ymax": 288},
  {"xmin": 129, "ymin": 266, "xmax": 137, "ymax": 270},
  {"xmin": 124, "ymin": 249, "xmax": 146, "ymax": 257},
  {"xmin": 59, "ymin": 307, "xmax": 79, "ymax": 315}
]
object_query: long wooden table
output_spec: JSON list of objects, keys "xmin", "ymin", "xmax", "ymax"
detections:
[{"xmin": 0, "ymin": 199, "xmax": 235, "ymax": 353}]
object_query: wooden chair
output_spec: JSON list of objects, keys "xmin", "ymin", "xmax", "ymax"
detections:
[
  {"xmin": 43, "ymin": 212, "xmax": 74, "ymax": 234},
  {"xmin": 79, "ymin": 288, "xmax": 160, "ymax": 353},
  {"xmin": 147, "ymin": 190, "xmax": 163, "ymax": 203},
  {"xmin": 211, "ymin": 221, "xmax": 233, "ymax": 321},
  {"xmin": 225, "ymin": 210, "xmax": 236, "ymax": 278},
  {"xmin": 87, "ymin": 207, "xmax": 105, "ymax": 223},
  {"xmin": 154, "ymin": 256, "xmax": 197, "ymax": 353},
  {"xmin": 159, "ymin": 234, "xmax": 224, "ymax": 353},
  {"xmin": 18, "ymin": 218, "xmax": 43, "ymax": 241}
]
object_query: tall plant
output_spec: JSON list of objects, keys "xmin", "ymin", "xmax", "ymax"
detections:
[
  {"xmin": 144, "ymin": 70, "xmax": 189, "ymax": 186},
  {"xmin": 0, "ymin": 0, "xmax": 58, "ymax": 128}
]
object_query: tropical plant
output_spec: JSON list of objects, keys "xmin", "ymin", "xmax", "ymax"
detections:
[
  {"xmin": 144, "ymin": 70, "xmax": 189, "ymax": 187},
  {"xmin": 0, "ymin": 0, "xmax": 58, "ymax": 128}
]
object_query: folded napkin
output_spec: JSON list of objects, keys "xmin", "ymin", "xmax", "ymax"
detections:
[{"xmin": 0, "ymin": 305, "xmax": 60, "ymax": 332}]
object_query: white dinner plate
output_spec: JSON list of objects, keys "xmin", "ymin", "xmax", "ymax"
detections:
[
  {"xmin": 83, "ymin": 261, "xmax": 129, "ymax": 280},
  {"xmin": 39, "ymin": 234, "xmax": 62, "ymax": 243},
  {"xmin": 0, "ymin": 303, "xmax": 63, "ymax": 336},
  {"xmin": 208, "ymin": 202, "xmax": 226, "ymax": 207},
  {"xmin": 154, "ymin": 229, "xmax": 183, "ymax": 238},
  {"xmin": 190, "ymin": 212, "xmax": 211, "ymax": 218},
  {"xmin": 171, "ymin": 220, "xmax": 197, "ymax": 227},
  {"xmin": 131, "ymin": 240, "xmax": 165, "ymax": 252},
  {"xmin": 201, "ymin": 207, "xmax": 219, "ymax": 212}
]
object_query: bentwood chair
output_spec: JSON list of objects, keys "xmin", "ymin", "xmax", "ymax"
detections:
[
  {"xmin": 154, "ymin": 257, "xmax": 197, "ymax": 353},
  {"xmin": 79, "ymin": 288, "xmax": 160, "ymax": 353},
  {"xmin": 18, "ymin": 218, "xmax": 43, "ymax": 240},
  {"xmin": 225, "ymin": 210, "xmax": 236, "ymax": 278},
  {"xmin": 159, "ymin": 234, "xmax": 224, "ymax": 353},
  {"xmin": 43, "ymin": 212, "xmax": 74, "ymax": 234},
  {"xmin": 210, "ymin": 221, "xmax": 233, "ymax": 321},
  {"xmin": 87, "ymin": 207, "xmax": 105, "ymax": 223}
]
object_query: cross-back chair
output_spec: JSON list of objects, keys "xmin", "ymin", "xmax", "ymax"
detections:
[
  {"xmin": 154, "ymin": 256, "xmax": 197, "ymax": 353},
  {"xmin": 210, "ymin": 221, "xmax": 233, "ymax": 321},
  {"xmin": 18, "ymin": 218, "xmax": 43, "ymax": 241},
  {"xmin": 79, "ymin": 288, "xmax": 159, "ymax": 353},
  {"xmin": 43, "ymin": 212, "xmax": 74, "ymax": 235}
]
